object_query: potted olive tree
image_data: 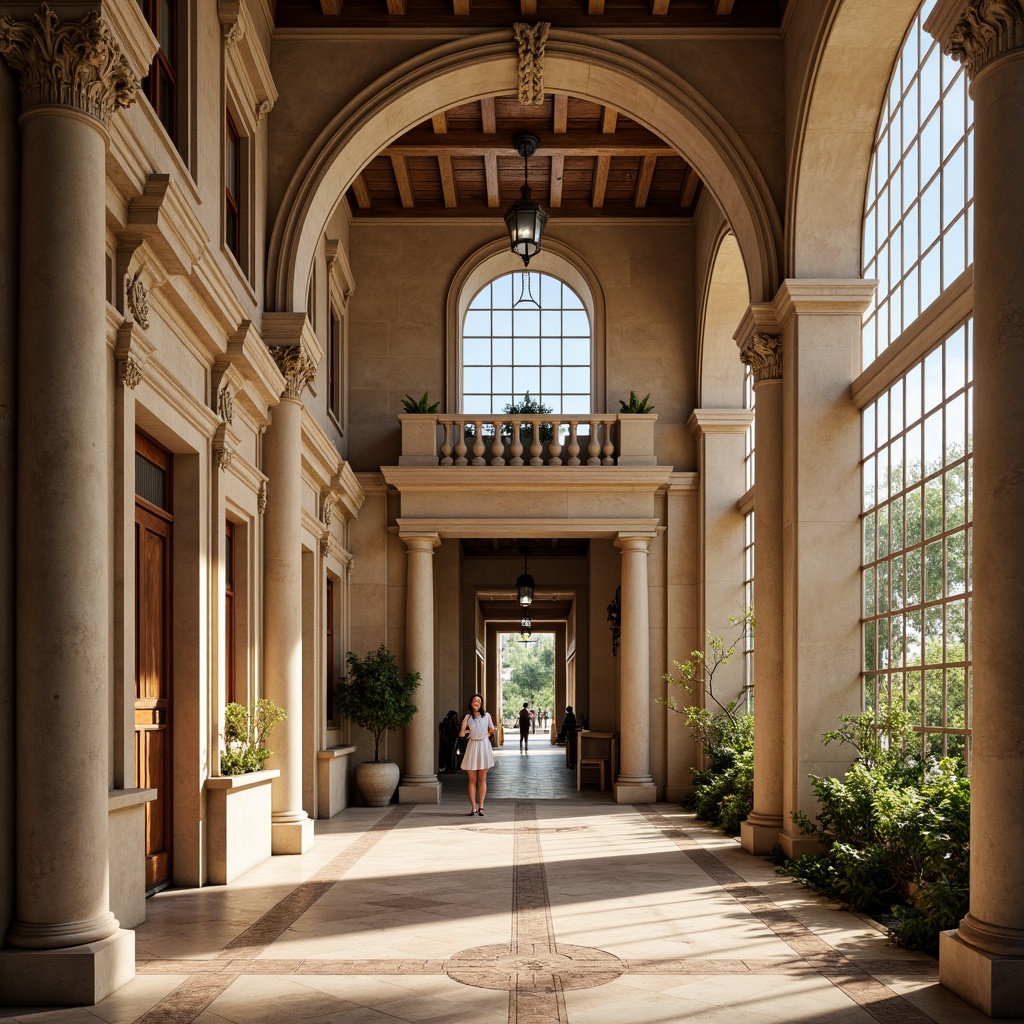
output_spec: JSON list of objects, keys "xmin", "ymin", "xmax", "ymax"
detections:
[{"xmin": 336, "ymin": 645, "xmax": 420, "ymax": 806}]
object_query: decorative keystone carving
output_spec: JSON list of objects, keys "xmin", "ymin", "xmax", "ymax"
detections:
[
  {"xmin": 257, "ymin": 481, "xmax": 268, "ymax": 515},
  {"xmin": 0, "ymin": 3, "xmax": 138, "ymax": 124},
  {"xmin": 125, "ymin": 268, "xmax": 150, "ymax": 330},
  {"xmin": 513, "ymin": 22, "xmax": 550, "ymax": 105},
  {"xmin": 218, "ymin": 383, "xmax": 235, "ymax": 425},
  {"xmin": 739, "ymin": 332, "xmax": 782, "ymax": 384},
  {"xmin": 268, "ymin": 345, "xmax": 317, "ymax": 399},
  {"xmin": 119, "ymin": 353, "xmax": 145, "ymax": 389},
  {"xmin": 937, "ymin": 0, "xmax": 1024, "ymax": 77},
  {"xmin": 322, "ymin": 491, "xmax": 338, "ymax": 528}
]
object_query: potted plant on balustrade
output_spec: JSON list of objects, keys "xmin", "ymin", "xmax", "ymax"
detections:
[
  {"xmin": 336, "ymin": 644, "xmax": 420, "ymax": 806},
  {"xmin": 220, "ymin": 698, "xmax": 287, "ymax": 775},
  {"xmin": 616, "ymin": 390, "xmax": 657, "ymax": 465}
]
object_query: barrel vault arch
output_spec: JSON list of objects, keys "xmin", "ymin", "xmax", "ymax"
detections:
[{"xmin": 267, "ymin": 30, "xmax": 783, "ymax": 314}]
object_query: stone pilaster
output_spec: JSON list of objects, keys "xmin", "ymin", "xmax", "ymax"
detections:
[
  {"xmin": 736, "ymin": 324, "xmax": 786, "ymax": 855},
  {"xmin": 926, "ymin": 1, "xmax": 1024, "ymax": 1015},
  {"xmin": 613, "ymin": 533, "xmax": 657, "ymax": 804},
  {"xmin": 0, "ymin": 2, "xmax": 138, "ymax": 1005},
  {"xmin": 263, "ymin": 343, "xmax": 316, "ymax": 855},
  {"xmin": 399, "ymin": 534, "xmax": 442, "ymax": 804}
]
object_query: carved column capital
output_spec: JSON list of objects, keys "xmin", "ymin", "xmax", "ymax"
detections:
[
  {"xmin": 0, "ymin": 3, "xmax": 138, "ymax": 124},
  {"xmin": 928, "ymin": 0, "xmax": 1024, "ymax": 78},
  {"xmin": 739, "ymin": 332, "xmax": 783, "ymax": 385},
  {"xmin": 268, "ymin": 345, "xmax": 317, "ymax": 399},
  {"xmin": 513, "ymin": 22, "xmax": 550, "ymax": 105}
]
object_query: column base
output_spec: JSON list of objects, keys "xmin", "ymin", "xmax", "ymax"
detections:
[
  {"xmin": 939, "ymin": 928, "xmax": 1024, "ymax": 1018},
  {"xmin": 398, "ymin": 781, "xmax": 441, "ymax": 804},
  {"xmin": 271, "ymin": 816, "xmax": 314, "ymax": 855},
  {"xmin": 776, "ymin": 831, "xmax": 822, "ymax": 859},
  {"xmin": 741, "ymin": 816, "xmax": 784, "ymax": 855},
  {"xmin": 613, "ymin": 781, "xmax": 657, "ymax": 804},
  {"xmin": 0, "ymin": 928, "xmax": 134, "ymax": 1006}
]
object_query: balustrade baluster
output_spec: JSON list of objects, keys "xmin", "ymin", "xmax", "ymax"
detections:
[
  {"xmin": 440, "ymin": 420, "xmax": 453, "ymax": 465},
  {"xmin": 548, "ymin": 422, "xmax": 563, "ymax": 466},
  {"xmin": 472, "ymin": 422, "xmax": 486, "ymax": 465},
  {"xmin": 491, "ymin": 419, "xmax": 505, "ymax": 465},
  {"xmin": 529, "ymin": 420, "xmax": 543, "ymax": 466},
  {"xmin": 454, "ymin": 423, "xmax": 468, "ymax": 466},
  {"xmin": 601, "ymin": 419, "xmax": 615, "ymax": 465},
  {"xmin": 587, "ymin": 419, "xmax": 601, "ymax": 465},
  {"xmin": 567, "ymin": 422, "xmax": 580, "ymax": 466},
  {"xmin": 510, "ymin": 420, "xmax": 524, "ymax": 466}
]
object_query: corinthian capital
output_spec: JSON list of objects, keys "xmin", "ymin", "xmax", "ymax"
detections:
[
  {"xmin": 928, "ymin": 0, "xmax": 1024, "ymax": 78},
  {"xmin": 739, "ymin": 332, "xmax": 782, "ymax": 384},
  {"xmin": 269, "ymin": 345, "xmax": 317, "ymax": 399},
  {"xmin": 0, "ymin": 3, "xmax": 138, "ymax": 124}
]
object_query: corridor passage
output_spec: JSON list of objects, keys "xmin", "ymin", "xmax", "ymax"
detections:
[{"xmin": 2, "ymin": 746, "xmax": 1007, "ymax": 1024}]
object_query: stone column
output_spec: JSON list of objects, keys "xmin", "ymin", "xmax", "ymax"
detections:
[
  {"xmin": 0, "ymin": 4, "xmax": 140, "ymax": 1004},
  {"xmin": 773, "ymin": 281, "xmax": 875, "ymax": 858},
  {"xmin": 926, "ymin": 2, "xmax": 1024, "ymax": 1015},
  {"xmin": 737, "ymin": 330, "xmax": 786, "ymax": 855},
  {"xmin": 264, "ymin": 346, "xmax": 316, "ymax": 854},
  {"xmin": 613, "ymin": 533, "xmax": 657, "ymax": 803},
  {"xmin": 399, "ymin": 534, "xmax": 441, "ymax": 803}
]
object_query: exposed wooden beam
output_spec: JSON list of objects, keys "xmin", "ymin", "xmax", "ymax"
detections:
[
  {"xmin": 385, "ymin": 0, "xmax": 406, "ymax": 12},
  {"xmin": 549, "ymin": 154, "xmax": 564, "ymax": 208},
  {"xmin": 431, "ymin": 112, "xmax": 447, "ymax": 133},
  {"xmin": 453, "ymin": 0, "xmax": 471, "ymax": 13},
  {"xmin": 390, "ymin": 155, "xmax": 415, "ymax": 208},
  {"xmin": 634, "ymin": 155, "xmax": 657, "ymax": 208},
  {"xmin": 385, "ymin": 128, "xmax": 672, "ymax": 157},
  {"xmin": 601, "ymin": 106, "xmax": 617, "ymax": 133},
  {"xmin": 592, "ymin": 155, "xmax": 610, "ymax": 208},
  {"xmin": 714, "ymin": 0, "xmax": 736, "ymax": 13},
  {"xmin": 651, "ymin": 0, "xmax": 670, "ymax": 12},
  {"xmin": 320, "ymin": 0, "xmax": 342, "ymax": 13},
  {"xmin": 520, "ymin": 0, "xmax": 538, "ymax": 13},
  {"xmin": 352, "ymin": 174, "xmax": 371, "ymax": 209},
  {"xmin": 553, "ymin": 94, "xmax": 568, "ymax": 134},
  {"xmin": 438, "ymin": 155, "xmax": 458, "ymax": 208},
  {"xmin": 484, "ymin": 153, "xmax": 500, "ymax": 208},
  {"xmin": 480, "ymin": 98, "xmax": 496, "ymax": 134},
  {"xmin": 678, "ymin": 167, "xmax": 699, "ymax": 208},
  {"xmin": 588, "ymin": 0, "xmax": 605, "ymax": 12}
]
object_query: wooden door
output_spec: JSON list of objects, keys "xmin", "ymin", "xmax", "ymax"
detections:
[{"xmin": 135, "ymin": 435, "xmax": 173, "ymax": 891}]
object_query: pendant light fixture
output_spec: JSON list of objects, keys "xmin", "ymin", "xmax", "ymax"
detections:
[
  {"xmin": 516, "ymin": 544, "xmax": 535, "ymax": 608},
  {"xmin": 504, "ymin": 133, "xmax": 549, "ymax": 267}
]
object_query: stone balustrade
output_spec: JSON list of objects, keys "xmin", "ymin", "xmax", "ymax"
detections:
[{"xmin": 398, "ymin": 412, "xmax": 657, "ymax": 467}]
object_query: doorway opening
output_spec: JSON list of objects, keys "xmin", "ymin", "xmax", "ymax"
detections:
[{"xmin": 500, "ymin": 630, "xmax": 555, "ymax": 740}]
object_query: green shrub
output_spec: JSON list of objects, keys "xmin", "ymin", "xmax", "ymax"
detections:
[
  {"xmin": 778, "ymin": 703, "xmax": 970, "ymax": 952},
  {"xmin": 220, "ymin": 699, "xmax": 286, "ymax": 775}
]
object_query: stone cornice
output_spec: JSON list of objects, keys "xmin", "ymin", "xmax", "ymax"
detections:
[
  {"xmin": 395, "ymin": 516, "xmax": 662, "ymax": 540},
  {"xmin": 739, "ymin": 332, "xmax": 783, "ymax": 384},
  {"xmin": 926, "ymin": 0, "xmax": 1024, "ymax": 78},
  {"xmin": 0, "ymin": 3, "xmax": 138, "ymax": 124},
  {"xmin": 382, "ymin": 466, "xmax": 673, "ymax": 494},
  {"xmin": 687, "ymin": 408, "xmax": 754, "ymax": 437}
]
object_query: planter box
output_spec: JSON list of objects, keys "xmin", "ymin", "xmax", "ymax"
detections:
[
  {"xmin": 398, "ymin": 413, "xmax": 441, "ymax": 465},
  {"xmin": 108, "ymin": 787, "xmax": 156, "ymax": 928},
  {"xmin": 206, "ymin": 769, "xmax": 279, "ymax": 884},
  {"xmin": 317, "ymin": 745, "xmax": 356, "ymax": 818},
  {"xmin": 616, "ymin": 413, "xmax": 658, "ymax": 466}
]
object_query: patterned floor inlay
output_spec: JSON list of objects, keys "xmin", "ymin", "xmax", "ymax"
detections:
[{"xmin": 125, "ymin": 800, "xmax": 951, "ymax": 1024}]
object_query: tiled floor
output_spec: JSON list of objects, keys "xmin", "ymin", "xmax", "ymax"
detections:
[{"xmin": 2, "ymin": 744, "xmax": 1017, "ymax": 1024}]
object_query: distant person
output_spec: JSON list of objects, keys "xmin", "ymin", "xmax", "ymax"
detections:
[
  {"xmin": 518, "ymin": 703, "xmax": 532, "ymax": 752},
  {"xmin": 556, "ymin": 705, "xmax": 577, "ymax": 743},
  {"xmin": 459, "ymin": 693, "xmax": 495, "ymax": 815},
  {"xmin": 439, "ymin": 710, "xmax": 459, "ymax": 773}
]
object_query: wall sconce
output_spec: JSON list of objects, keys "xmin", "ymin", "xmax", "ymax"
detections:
[{"xmin": 607, "ymin": 586, "xmax": 621, "ymax": 656}]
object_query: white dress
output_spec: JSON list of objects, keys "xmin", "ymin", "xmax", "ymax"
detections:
[{"xmin": 461, "ymin": 713, "xmax": 495, "ymax": 771}]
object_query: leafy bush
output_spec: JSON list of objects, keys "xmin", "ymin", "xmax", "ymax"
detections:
[
  {"xmin": 501, "ymin": 392, "xmax": 554, "ymax": 445},
  {"xmin": 618, "ymin": 390, "xmax": 655, "ymax": 413},
  {"xmin": 220, "ymin": 699, "xmax": 286, "ymax": 775},
  {"xmin": 779, "ymin": 703, "xmax": 970, "ymax": 953},
  {"xmin": 401, "ymin": 391, "xmax": 439, "ymax": 413},
  {"xmin": 336, "ymin": 645, "xmax": 420, "ymax": 762}
]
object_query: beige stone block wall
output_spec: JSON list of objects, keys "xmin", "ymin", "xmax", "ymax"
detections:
[{"xmin": 587, "ymin": 539, "xmax": 620, "ymax": 733}]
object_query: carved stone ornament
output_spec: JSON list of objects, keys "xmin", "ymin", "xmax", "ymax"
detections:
[
  {"xmin": 255, "ymin": 99, "xmax": 271, "ymax": 123},
  {"xmin": 942, "ymin": 0, "xmax": 1024, "ymax": 77},
  {"xmin": 125, "ymin": 268, "xmax": 150, "ymax": 330},
  {"xmin": 218, "ymin": 383, "xmax": 235, "ymax": 425},
  {"xmin": 268, "ymin": 345, "xmax": 317, "ymax": 399},
  {"xmin": 257, "ymin": 482, "xmax": 268, "ymax": 515},
  {"xmin": 215, "ymin": 443, "xmax": 234, "ymax": 471},
  {"xmin": 320, "ymin": 531, "xmax": 331, "ymax": 558},
  {"xmin": 513, "ymin": 22, "xmax": 550, "ymax": 106},
  {"xmin": 119, "ymin": 354, "xmax": 144, "ymax": 390},
  {"xmin": 0, "ymin": 3, "xmax": 138, "ymax": 124},
  {"xmin": 740, "ymin": 332, "xmax": 783, "ymax": 385},
  {"xmin": 322, "ymin": 491, "xmax": 338, "ymax": 528}
]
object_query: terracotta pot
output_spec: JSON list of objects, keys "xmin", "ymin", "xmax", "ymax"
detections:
[{"xmin": 355, "ymin": 761, "xmax": 400, "ymax": 807}]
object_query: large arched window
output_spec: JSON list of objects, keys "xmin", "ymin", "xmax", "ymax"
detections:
[
  {"xmin": 859, "ymin": 0, "xmax": 973, "ymax": 761},
  {"xmin": 462, "ymin": 271, "xmax": 592, "ymax": 417}
]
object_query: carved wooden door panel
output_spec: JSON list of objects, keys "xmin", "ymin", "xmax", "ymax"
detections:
[{"xmin": 134, "ymin": 434, "xmax": 173, "ymax": 892}]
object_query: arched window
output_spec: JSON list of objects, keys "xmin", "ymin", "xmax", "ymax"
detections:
[
  {"xmin": 462, "ymin": 271, "xmax": 592, "ymax": 417},
  {"xmin": 859, "ymin": 0, "xmax": 973, "ymax": 762}
]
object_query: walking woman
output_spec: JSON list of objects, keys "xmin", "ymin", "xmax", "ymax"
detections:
[{"xmin": 459, "ymin": 693, "xmax": 495, "ymax": 815}]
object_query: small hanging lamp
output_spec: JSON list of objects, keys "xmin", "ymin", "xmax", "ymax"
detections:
[
  {"xmin": 516, "ymin": 544, "xmax": 535, "ymax": 608},
  {"xmin": 504, "ymin": 133, "xmax": 549, "ymax": 268}
]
